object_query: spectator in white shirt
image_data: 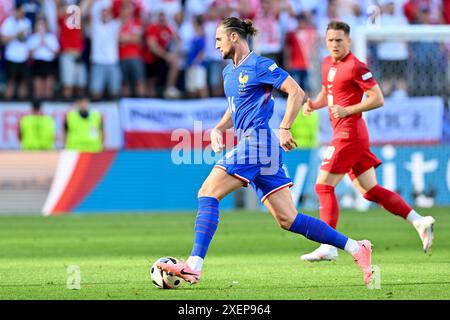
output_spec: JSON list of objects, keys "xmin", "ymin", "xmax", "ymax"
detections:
[
  {"xmin": 1, "ymin": 3, "xmax": 32, "ymax": 99},
  {"xmin": 28, "ymin": 17, "xmax": 60, "ymax": 99},
  {"xmin": 253, "ymin": 0, "xmax": 283, "ymax": 64},
  {"xmin": 85, "ymin": 0, "xmax": 122, "ymax": 100},
  {"xmin": 377, "ymin": 0, "xmax": 410, "ymax": 96},
  {"xmin": 144, "ymin": 0, "xmax": 182, "ymax": 28}
]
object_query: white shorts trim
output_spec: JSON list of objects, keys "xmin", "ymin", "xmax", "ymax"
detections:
[{"xmin": 261, "ymin": 182, "xmax": 294, "ymax": 203}]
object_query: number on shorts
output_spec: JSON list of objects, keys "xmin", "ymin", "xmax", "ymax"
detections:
[{"xmin": 324, "ymin": 146, "xmax": 336, "ymax": 161}]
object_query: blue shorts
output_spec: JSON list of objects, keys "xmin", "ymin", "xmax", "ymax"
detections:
[{"xmin": 215, "ymin": 130, "xmax": 293, "ymax": 203}]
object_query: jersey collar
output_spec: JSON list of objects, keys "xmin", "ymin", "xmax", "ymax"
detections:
[
  {"xmin": 233, "ymin": 51, "xmax": 254, "ymax": 69},
  {"xmin": 333, "ymin": 51, "xmax": 352, "ymax": 64}
]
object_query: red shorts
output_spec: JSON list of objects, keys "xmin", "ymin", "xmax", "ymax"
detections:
[{"xmin": 320, "ymin": 139, "xmax": 382, "ymax": 180}]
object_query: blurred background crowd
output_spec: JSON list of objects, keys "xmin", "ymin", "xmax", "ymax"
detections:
[{"xmin": 0, "ymin": 0, "xmax": 449, "ymax": 101}]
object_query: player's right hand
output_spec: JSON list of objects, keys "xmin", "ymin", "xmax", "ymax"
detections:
[
  {"xmin": 279, "ymin": 129, "xmax": 298, "ymax": 152},
  {"xmin": 302, "ymin": 98, "xmax": 314, "ymax": 116},
  {"xmin": 210, "ymin": 128, "xmax": 225, "ymax": 153}
]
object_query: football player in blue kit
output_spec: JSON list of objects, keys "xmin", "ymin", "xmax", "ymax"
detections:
[{"xmin": 157, "ymin": 17, "xmax": 374, "ymax": 285}]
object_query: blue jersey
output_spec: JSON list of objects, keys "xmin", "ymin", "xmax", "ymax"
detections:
[
  {"xmin": 223, "ymin": 51, "xmax": 289, "ymax": 140},
  {"xmin": 216, "ymin": 51, "xmax": 293, "ymax": 202}
]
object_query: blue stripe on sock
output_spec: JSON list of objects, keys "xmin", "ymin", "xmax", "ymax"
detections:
[
  {"xmin": 190, "ymin": 197, "xmax": 219, "ymax": 258},
  {"xmin": 288, "ymin": 212, "xmax": 348, "ymax": 250}
]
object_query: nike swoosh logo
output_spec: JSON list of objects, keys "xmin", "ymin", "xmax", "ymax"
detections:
[
  {"xmin": 180, "ymin": 269, "xmax": 198, "ymax": 276},
  {"xmin": 321, "ymin": 161, "xmax": 330, "ymax": 165}
]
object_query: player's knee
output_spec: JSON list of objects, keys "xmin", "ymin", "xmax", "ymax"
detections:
[
  {"xmin": 198, "ymin": 182, "xmax": 219, "ymax": 199},
  {"xmin": 276, "ymin": 213, "xmax": 295, "ymax": 230},
  {"xmin": 198, "ymin": 185, "xmax": 210, "ymax": 198},
  {"xmin": 363, "ymin": 185, "xmax": 380, "ymax": 202},
  {"xmin": 315, "ymin": 184, "xmax": 335, "ymax": 194}
]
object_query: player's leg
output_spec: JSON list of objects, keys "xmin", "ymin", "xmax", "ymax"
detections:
[
  {"xmin": 263, "ymin": 188, "xmax": 374, "ymax": 284},
  {"xmin": 157, "ymin": 167, "xmax": 244, "ymax": 283},
  {"xmin": 353, "ymin": 167, "xmax": 435, "ymax": 253},
  {"xmin": 302, "ymin": 142, "xmax": 364, "ymax": 261},
  {"xmin": 315, "ymin": 142, "xmax": 365, "ymax": 229},
  {"xmin": 300, "ymin": 169, "xmax": 345, "ymax": 261},
  {"xmin": 315, "ymin": 169, "xmax": 345, "ymax": 229}
]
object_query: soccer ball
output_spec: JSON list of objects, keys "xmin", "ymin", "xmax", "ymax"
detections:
[{"xmin": 150, "ymin": 257, "xmax": 184, "ymax": 289}]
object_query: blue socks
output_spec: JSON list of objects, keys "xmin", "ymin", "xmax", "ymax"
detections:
[
  {"xmin": 190, "ymin": 196, "xmax": 220, "ymax": 258},
  {"xmin": 288, "ymin": 212, "xmax": 348, "ymax": 250},
  {"xmin": 190, "ymin": 201, "xmax": 347, "ymax": 258}
]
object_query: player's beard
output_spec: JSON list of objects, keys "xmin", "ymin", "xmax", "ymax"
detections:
[{"xmin": 222, "ymin": 46, "xmax": 234, "ymax": 60}]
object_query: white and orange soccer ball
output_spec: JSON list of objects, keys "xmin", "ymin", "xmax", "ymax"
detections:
[{"xmin": 150, "ymin": 257, "xmax": 184, "ymax": 289}]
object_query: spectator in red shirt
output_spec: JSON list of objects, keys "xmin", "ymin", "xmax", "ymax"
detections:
[
  {"xmin": 112, "ymin": 0, "xmax": 144, "ymax": 20},
  {"xmin": 443, "ymin": 0, "xmax": 450, "ymax": 23},
  {"xmin": 143, "ymin": 11, "xmax": 181, "ymax": 98},
  {"xmin": 57, "ymin": 0, "xmax": 87, "ymax": 99},
  {"xmin": 118, "ymin": 1, "xmax": 146, "ymax": 97},
  {"xmin": 284, "ymin": 12, "xmax": 317, "ymax": 94},
  {"xmin": 403, "ymin": 0, "xmax": 444, "ymax": 24}
]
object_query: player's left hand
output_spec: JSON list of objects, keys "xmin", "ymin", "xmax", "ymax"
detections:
[
  {"xmin": 279, "ymin": 129, "xmax": 298, "ymax": 152},
  {"xmin": 330, "ymin": 105, "xmax": 349, "ymax": 118}
]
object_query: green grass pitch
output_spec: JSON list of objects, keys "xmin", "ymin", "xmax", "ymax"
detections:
[{"xmin": 0, "ymin": 208, "xmax": 449, "ymax": 300}]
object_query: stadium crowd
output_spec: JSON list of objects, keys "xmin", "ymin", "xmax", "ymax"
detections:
[{"xmin": 0, "ymin": 0, "xmax": 448, "ymax": 101}]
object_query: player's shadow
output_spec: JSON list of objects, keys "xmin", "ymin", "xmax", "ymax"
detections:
[
  {"xmin": 179, "ymin": 281, "xmax": 450, "ymax": 291},
  {"xmin": 0, "ymin": 281, "xmax": 129, "ymax": 288}
]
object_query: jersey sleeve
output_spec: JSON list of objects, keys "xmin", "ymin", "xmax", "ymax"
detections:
[
  {"xmin": 256, "ymin": 57, "xmax": 289, "ymax": 89},
  {"xmin": 353, "ymin": 60, "xmax": 377, "ymax": 91},
  {"xmin": 321, "ymin": 57, "xmax": 329, "ymax": 86}
]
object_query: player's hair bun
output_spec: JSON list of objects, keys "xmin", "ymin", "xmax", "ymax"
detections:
[
  {"xmin": 242, "ymin": 19, "xmax": 257, "ymax": 36},
  {"xmin": 220, "ymin": 17, "xmax": 258, "ymax": 39}
]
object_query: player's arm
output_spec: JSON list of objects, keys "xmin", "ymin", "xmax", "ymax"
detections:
[
  {"xmin": 278, "ymin": 75, "xmax": 305, "ymax": 151},
  {"xmin": 80, "ymin": 0, "xmax": 95, "ymax": 18},
  {"xmin": 303, "ymin": 85, "xmax": 327, "ymax": 116},
  {"xmin": 148, "ymin": 37, "xmax": 177, "ymax": 65},
  {"xmin": 211, "ymin": 108, "xmax": 233, "ymax": 153},
  {"xmin": 331, "ymin": 84, "xmax": 384, "ymax": 119},
  {"xmin": 346, "ymin": 84, "xmax": 384, "ymax": 115},
  {"xmin": 1, "ymin": 24, "xmax": 16, "ymax": 45}
]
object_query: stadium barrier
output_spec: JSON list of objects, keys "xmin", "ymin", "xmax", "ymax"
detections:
[
  {"xmin": 0, "ymin": 97, "xmax": 445, "ymax": 150},
  {"xmin": 120, "ymin": 96, "xmax": 444, "ymax": 148},
  {"xmin": 0, "ymin": 145, "xmax": 448, "ymax": 215},
  {"xmin": 0, "ymin": 101, "xmax": 123, "ymax": 150}
]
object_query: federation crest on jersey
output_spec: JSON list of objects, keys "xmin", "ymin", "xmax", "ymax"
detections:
[
  {"xmin": 327, "ymin": 67, "xmax": 337, "ymax": 82},
  {"xmin": 239, "ymin": 72, "xmax": 249, "ymax": 85},
  {"xmin": 238, "ymin": 71, "xmax": 249, "ymax": 94}
]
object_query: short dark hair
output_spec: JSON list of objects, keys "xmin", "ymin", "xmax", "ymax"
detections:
[
  {"xmin": 194, "ymin": 14, "xmax": 204, "ymax": 27},
  {"xmin": 220, "ymin": 17, "xmax": 258, "ymax": 39},
  {"xmin": 326, "ymin": 21, "xmax": 351, "ymax": 35},
  {"xmin": 74, "ymin": 95, "xmax": 90, "ymax": 103},
  {"xmin": 31, "ymin": 100, "xmax": 42, "ymax": 111}
]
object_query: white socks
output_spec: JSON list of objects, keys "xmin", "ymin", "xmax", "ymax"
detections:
[
  {"xmin": 344, "ymin": 239, "xmax": 360, "ymax": 255},
  {"xmin": 406, "ymin": 210, "xmax": 423, "ymax": 227},
  {"xmin": 187, "ymin": 256, "xmax": 204, "ymax": 272}
]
